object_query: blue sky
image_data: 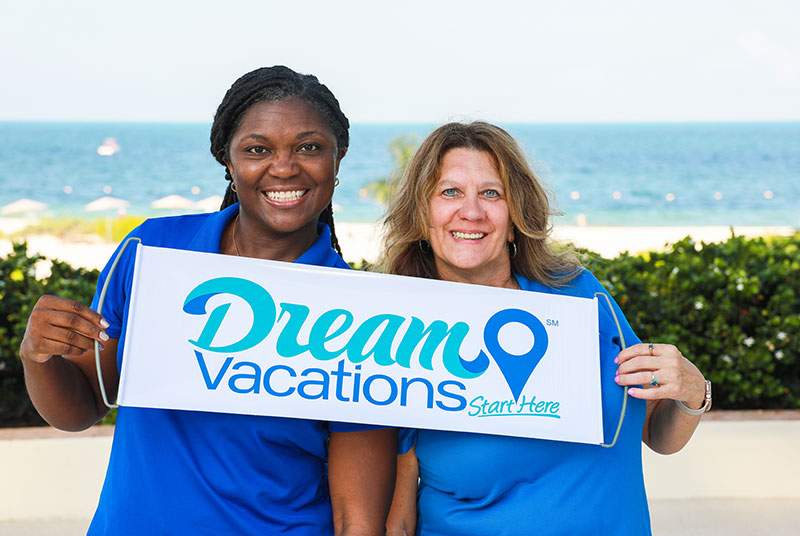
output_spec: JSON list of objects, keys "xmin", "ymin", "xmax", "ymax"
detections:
[{"xmin": 1, "ymin": 0, "xmax": 798, "ymax": 123}]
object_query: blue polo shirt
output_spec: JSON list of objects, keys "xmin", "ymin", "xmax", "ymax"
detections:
[
  {"xmin": 400, "ymin": 270, "xmax": 651, "ymax": 536},
  {"xmin": 89, "ymin": 204, "xmax": 372, "ymax": 535}
]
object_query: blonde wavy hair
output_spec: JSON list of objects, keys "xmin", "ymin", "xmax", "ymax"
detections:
[{"xmin": 379, "ymin": 121, "xmax": 580, "ymax": 287}]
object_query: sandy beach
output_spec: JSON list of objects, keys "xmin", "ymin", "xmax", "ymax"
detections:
[{"xmin": 1, "ymin": 218, "xmax": 795, "ymax": 271}]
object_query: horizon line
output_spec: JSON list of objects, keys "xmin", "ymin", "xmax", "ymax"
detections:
[{"xmin": 2, "ymin": 118, "xmax": 800, "ymax": 126}]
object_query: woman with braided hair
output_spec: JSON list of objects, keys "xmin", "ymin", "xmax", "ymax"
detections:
[{"xmin": 19, "ymin": 66, "xmax": 396, "ymax": 535}]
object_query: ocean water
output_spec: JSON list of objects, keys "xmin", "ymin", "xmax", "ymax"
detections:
[{"xmin": 0, "ymin": 122, "xmax": 797, "ymax": 226}]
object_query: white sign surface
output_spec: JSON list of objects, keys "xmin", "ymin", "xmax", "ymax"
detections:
[{"xmin": 118, "ymin": 244, "xmax": 603, "ymax": 444}]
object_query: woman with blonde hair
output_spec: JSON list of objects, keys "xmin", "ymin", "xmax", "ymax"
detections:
[{"xmin": 382, "ymin": 122, "xmax": 710, "ymax": 535}]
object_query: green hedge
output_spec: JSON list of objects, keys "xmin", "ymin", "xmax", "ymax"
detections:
[
  {"xmin": 580, "ymin": 233, "xmax": 799, "ymax": 409},
  {"xmin": 0, "ymin": 243, "xmax": 99, "ymax": 426},
  {"xmin": 1, "ymin": 233, "xmax": 798, "ymax": 427}
]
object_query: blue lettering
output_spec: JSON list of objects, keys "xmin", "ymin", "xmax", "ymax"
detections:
[
  {"xmin": 276, "ymin": 303, "xmax": 311, "ymax": 357},
  {"xmin": 195, "ymin": 351, "xmax": 233, "ymax": 390},
  {"xmin": 436, "ymin": 380, "xmax": 467, "ymax": 412},
  {"xmin": 352, "ymin": 365, "xmax": 362, "ymax": 402},
  {"xmin": 263, "ymin": 364, "xmax": 297, "ymax": 397},
  {"xmin": 184, "ymin": 278, "xmax": 276, "ymax": 353},
  {"xmin": 308, "ymin": 309, "xmax": 353, "ymax": 360},
  {"xmin": 400, "ymin": 376, "xmax": 434, "ymax": 408},
  {"xmin": 346, "ymin": 314, "xmax": 403, "ymax": 365},
  {"xmin": 228, "ymin": 361, "xmax": 262, "ymax": 394},
  {"xmin": 468, "ymin": 395, "xmax": 485, "ymax": 417},
  {"xmin": 395, "ymin": 318, "xmax": 488, "ymax": 379},
  {"xmin": 330, "ymin": 359, "xmax": 352, "ymax": 402},
  {"xmin": 362, "ymin": 374, "xmax": 398, "ymax": 406},
  {"xmin": 297, "ymin": 368, "xmax": 330, "ymax": 400}
]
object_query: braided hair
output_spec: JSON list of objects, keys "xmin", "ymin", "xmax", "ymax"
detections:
[{"xmin": 210, "ymin": 66, "xmax": 349, "ymax": 256}]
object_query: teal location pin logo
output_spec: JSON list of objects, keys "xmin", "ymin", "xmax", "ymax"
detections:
[{"xmin": 478, "ymin": 309, "xmax": 549, "ymax": 401}]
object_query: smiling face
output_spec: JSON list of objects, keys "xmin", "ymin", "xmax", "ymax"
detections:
[
  {"xmin": 226, "ymin": 97, "xmax": 343, "ymax": 240},
  {"xmin": 428, "ymin": 147, "xmax": 514, "ymax": 285}
]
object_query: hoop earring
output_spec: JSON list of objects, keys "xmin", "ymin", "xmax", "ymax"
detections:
[
  {"xmin": 230, "ymin": 181, "xmax": 237, "ymax": 193},
  {"xmin": 509, "ymin": 241, "xmax": 518, "ymax": 259},
  {"xmin": 334, "ymin": 177, "xmax": 340, "ymax": 188}
]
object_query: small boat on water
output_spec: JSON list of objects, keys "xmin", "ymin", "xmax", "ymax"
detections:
[{"xmin": 96, "ymin": 137, "xmax": 120, "ymax": 156}]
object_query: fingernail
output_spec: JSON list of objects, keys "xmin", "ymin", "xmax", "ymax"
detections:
[
  {"xmin": 614, "ymin": 357, "xmax": 619, "ymax": 364},
  {"xmin": 615, "ymin": 375, "xmax": 621, "ymax": 384},
  {"xmin": 99, "ymin": 331, "xmax": 109, "ymax": 341},
  {"xmin": 100, "ymin": 318, "xmax": 110, "ymax": 329}
]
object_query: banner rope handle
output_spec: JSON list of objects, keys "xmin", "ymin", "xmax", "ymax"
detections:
[
  {"xmin": 595, "ymin": 291, "xmax": 628, "ymax": 449},
  {"xmin": 94, "ymin": 236, "xmax": 141, "ymax": 409}
]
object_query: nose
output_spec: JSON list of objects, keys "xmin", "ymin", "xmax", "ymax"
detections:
[
  {"xmin": 457, "ymin": 192, "xmax": 486, "ymax": 221},
  {"xmin": 268, "ymin": 150, "xmax": 299, "ymax": 179}
]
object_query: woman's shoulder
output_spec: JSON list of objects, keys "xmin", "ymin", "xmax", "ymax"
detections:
[
  {"xmin": 516, "ymin": 267, "xmax": 606, "ymax": 299},
  {"xmin": 127, "ymin": 211, "xmax": 224, "ymax": 248}
]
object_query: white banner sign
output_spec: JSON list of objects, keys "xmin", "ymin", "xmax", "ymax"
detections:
[{"xmin": 118, "ymin": 245, "xmax": 603, "ymax": 444}]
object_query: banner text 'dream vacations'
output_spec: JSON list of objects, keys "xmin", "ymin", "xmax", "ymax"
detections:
[{"xmin": 117, "ymin": 245, "xmax": 603, "ymax": 444}]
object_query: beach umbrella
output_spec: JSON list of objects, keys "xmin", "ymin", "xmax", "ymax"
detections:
[
  {"xmin": 85, "ymin": 196, "xmax": 129, "ymax": 241},
  {"xmin": 194, "ymin": 195, "xmax": 224, "ymax": 213},
  {"xmin": 1, "ymin": 198, "xmax": 48, "ymax": 216},
  {"xmin": 151, "ymin": 194, "xmax": 194, "ymax": 210},
  {"xmin": 85, "ymin": 196, "xmax": 130, "ymax": 213}
]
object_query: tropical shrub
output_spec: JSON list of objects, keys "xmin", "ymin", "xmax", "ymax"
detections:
[
  {"xmin": 580, "ymin": 233, "xmax": 799, "ymax": 409},
  {"xmin": 0, "ymin": 243, "xmax": 99, "ymax": 426},
  {"xmin": 1, "ymin": 232, "xmax": 797, "ymax": 427}
]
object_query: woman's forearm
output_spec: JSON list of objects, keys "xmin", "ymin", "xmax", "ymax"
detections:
[
  {"xmin": 19, "ymin": 294, "xmax": 116, "ymax": 431},
  {"xmin": 644, "ymin": 398, "xmax": 703, "ymax": 455},
  {"xmin": 386, "ymin": 449, "xmax": 419, "ymax": 536},
  {"xmin": 616, "ymin": 343, "xmax": 707, "ymax": 454},
  {"xmin": 329, "ymin": 428, "xmax": 397, "ymax": 535},
  {"xmin": 22, "ymin": 354, "xmax": 106, "ymax": 431}
]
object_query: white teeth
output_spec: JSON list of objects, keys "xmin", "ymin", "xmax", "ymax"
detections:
[
  {"xmin": 265, "ymin": 190, "xmax": 306, "ymax": 201},
  {"xmin": 452, "ymin": 231, "xmax": 485, "ymax": 240}
]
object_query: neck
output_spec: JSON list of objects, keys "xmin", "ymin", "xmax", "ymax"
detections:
[
  {"xmin": 435, "ymin": 259, "xmax": 517, "ymax": 290},
  {"xmin": 226, "ymin": 212, "xmax": 319, "ymax": 262}
]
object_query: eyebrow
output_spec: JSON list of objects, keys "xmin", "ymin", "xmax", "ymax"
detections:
[
  {"xmin": 239, "ymin": 133, "xmax": 269, "ymax": 143},
  {"xmin": 437, "ymin": 178, "xmax": 504, "ymax": 188},
  {"xmin": 295, "ymin": 130, "xmax": 322, "ymax": 140},
  {"xmin": 238, "ymin": 131, "xmax": 324, "ymax": 143}
]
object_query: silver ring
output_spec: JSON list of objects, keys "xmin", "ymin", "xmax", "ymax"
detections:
[
  {"xmin": 649, "ymin": 373, "xmax": 659, "ymax": 387},
  {"xmin": 648, "ymin": 343, "xmax": 655, "ymax": 356}
]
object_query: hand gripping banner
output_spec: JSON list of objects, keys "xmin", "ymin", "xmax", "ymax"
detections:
[{"xmin": 97, "ymin": 241, "xmax": 630, "ymax": 446}]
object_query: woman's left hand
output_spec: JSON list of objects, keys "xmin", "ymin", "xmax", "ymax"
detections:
[{"xmin": 614, "ymin": 343, "xmax": 706, "ymax": 408}]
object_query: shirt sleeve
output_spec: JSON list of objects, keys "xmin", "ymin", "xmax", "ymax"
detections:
[
  {"xmin": 397, "ymin": 428, "xmax": 417, "ymax": 454},
  {"xmin": 329, "ymin": 421, "xmax": 388, "ymax": 432}
]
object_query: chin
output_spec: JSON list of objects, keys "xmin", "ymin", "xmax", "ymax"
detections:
[
  {"xmin": 259, "ymin": 215, "xmax": 316, "ymax": 236},
  {"xmin": 445, "ymin": 257, "xmax": 493, "ymax": 272}
]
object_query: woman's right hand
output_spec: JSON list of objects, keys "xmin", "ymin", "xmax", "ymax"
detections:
[{"xmin": 20, "ymin": 294, "xmax": 110, "ymax": 364}]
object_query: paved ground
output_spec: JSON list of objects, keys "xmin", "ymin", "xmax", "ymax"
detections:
[
  {"xmin": 1, "ymin": 499, "xmax": 798, "ymax": 535},
  {"xmin": 650, "ymin": 499, "xmax": 800, "ymax": 536}
]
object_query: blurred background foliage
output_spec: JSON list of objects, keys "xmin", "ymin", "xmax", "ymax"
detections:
[
  {"xmin": 580, "ymin": 233, "xmax": 799, "ymax": 410},
  {"xmin": 1, "ymin": 232, "xmax": 798, "ymax": 427},
  {"xmin": 8, "ymin": 215, "xmax": 146, "ymax": 243},
  {"xmin": 361, "ymin": 136, "xmax": 417, "ymax": 205},
  {"xmin": 0, "ymin": 243, "xmax": 100, "ymax": 426}
]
